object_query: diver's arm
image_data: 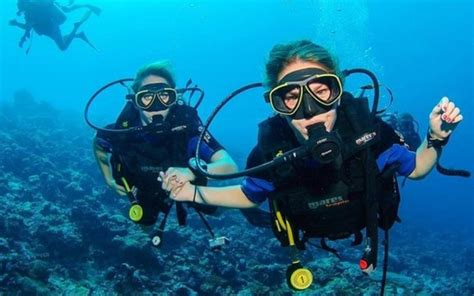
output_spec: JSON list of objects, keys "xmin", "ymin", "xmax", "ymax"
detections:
[
  {"xmin": 9, "ymin": 19, "xmax": 28, "ymax": 29},
  {"xmin": 92, "ymin": 138, "xmax": 127, "ymax": 196},
  {"xmin": 9, "ymin": 19, "xmax": 31, "ymax": 48},
  {"xmin": 160, "ymin": 175, "xmax": 257, "ymax": 208},
  {"xmin": 92, "ymin": 138, "xmax": 115, "ymax": 186},
  {"xmin": 207, "ymin": 149, "xmax": 239, "ymax": 175},
  {"xmin": 408, "ymin": 138, "xmax": 439, "ymax": 179},
  {"xmin": 20, "ymin": 28, "xmax": 31, "ymax": 43},
  {"xmin": 164, "ymin": 144, "xmax": 238, "ymax": 183},
  {"xmin": 193, "ymin": 185, "xmax": 257, "ymax": 208},
  {"xmin": 409, "ymin": 97, "xmax": 462, "ymax": 179}
]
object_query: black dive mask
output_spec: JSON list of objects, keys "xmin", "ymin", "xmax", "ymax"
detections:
[
  {"xmin": 295, "ymin": 90, "xmax": 334, "ymax": 120},
  {"xmin": 266, "ymin": 68, "xmax": 343, "ymax": 120},
  {"xmin": 134, "ymin": 83, "xmax": 177, "ymax": 112},
  {"xmin": 272, "ymin": 69, "xmax": 343, "ymax": 163}
]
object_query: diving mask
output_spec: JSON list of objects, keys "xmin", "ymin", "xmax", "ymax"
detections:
[
  {"xmin": 265, "ymin": 68, "xmax": 342, "ymax": 119},
  {"xmin": 134, "ymin": 83, "xmax": 177, "ymax": 111}
]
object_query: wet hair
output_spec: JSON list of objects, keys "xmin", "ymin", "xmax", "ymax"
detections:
[
  {"xmin": 264, "ymin": 40, "xmax": 342, "ymax": 89},
  {"xmin": 131, "ymin": 60, "xmax": 176, "ymax": 92}
]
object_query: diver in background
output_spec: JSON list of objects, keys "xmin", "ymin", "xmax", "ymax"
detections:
[
  {"xmin": 397, "ymin": 113, "xmax": 422, "ymax": 150},
  {"xmin": 8, "ymin": 0, "xmax": 101, "ymax": 52},
  {"xmin": 93, "ymin": 61, "xmax": 238, "ymax": 245},
  {"xmin": 382, "ymin": 112, "xmax": 422, "ymax": 151}
]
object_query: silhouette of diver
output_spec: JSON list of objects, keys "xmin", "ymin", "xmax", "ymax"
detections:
[
  {"xmin": 9, "ymin": 0, "xmax": 101, "ymax": 52},
  {"xmin": 382, "ymin": 112, "xmax": 422, "ymax": 151}
]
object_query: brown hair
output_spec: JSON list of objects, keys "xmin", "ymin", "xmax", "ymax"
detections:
[
  {"xmin": 131, "ymin": 60, "xmax": 176, "ymax": 92},
  {"xmin": 264, "ymin": 40, "xmax": 342, "ymax": 88}
]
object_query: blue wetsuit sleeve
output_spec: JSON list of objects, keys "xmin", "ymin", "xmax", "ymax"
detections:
[
  {"xmin": 185, "ymin": 110, "xmax": 225, "ymax": 162},
  {"xmin": 241, "ymin": 177, "xmax": 275, "ymax": 204},
  {"xmin": 95, "ymin": 137, "xmax": 113, "ymax": 153},
  {"xmin": 239, "ymin": 145, "xmax": 276, "ymax": 204},
  {"xmin": 376, "ymin": 144, "xmax": 416, "ymax": 176},
  {"xmin": 95, "ymin": 124, "xmax": 115, "ymax": 153},
  {"xmin": 187, "ymin": 135, "xmax": 224, "ymax": 163}
]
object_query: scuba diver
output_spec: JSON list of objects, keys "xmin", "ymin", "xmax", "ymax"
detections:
[
  {"xmin": 381, "ymin": 112, "xmax": 422, "ymax": 151},
  {"xmin": 91, "ymin": 61, "xmax": 238, "ymax": 248},
  {"xmin": 8, "ymin": 0, "xmax": 101, "ymax": 52},
  {"xmin": 160, "ymin": 40, "xmax": 466, "ymax": 293}
]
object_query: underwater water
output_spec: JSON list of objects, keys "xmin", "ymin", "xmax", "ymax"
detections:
[{"xmin": 0, "ymin": 0, "xmax": 473, "ymax": 294}]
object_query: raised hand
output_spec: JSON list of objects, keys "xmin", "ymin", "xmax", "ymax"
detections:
[{"xmin": 429, "ymin": 96, "xmax": 463, "ymax": 140}]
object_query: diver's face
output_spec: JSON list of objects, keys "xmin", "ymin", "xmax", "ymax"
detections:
[
  {"xmin": 277, "ymin": 59, "xmax": 337, "ymax": 141},
  {"xmin": 138, "ymin": 75, "xmax": 171, "ymax": 125}
]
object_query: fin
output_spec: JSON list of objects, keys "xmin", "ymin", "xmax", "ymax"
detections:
[{"xmin": 76, "ymin": 31, "xmax": 98, "ymax": 51}]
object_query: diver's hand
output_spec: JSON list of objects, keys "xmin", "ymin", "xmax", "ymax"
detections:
[
  {"xmin": 108, "ymin": 179, "xmax": 127, "ymax": 197},
  {"xmin": 158, "ymin": 171, "xmax": 194, "ymax": 202},
  {"xmin": 429, "ymin": 96, "xmax": 463, "ymax": 140},
  {"xmin": 163, "ymin": 166, "xmax": 196, "ymax": 183}
]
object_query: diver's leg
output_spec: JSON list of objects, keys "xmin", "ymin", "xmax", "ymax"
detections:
[
  {"xmin": 60, "ymin": 32, "xmax": 76, "ymax": 51},
  {"xmin": 60, "ymin": 10, "xmax": 93, "ymax": 50},
  {"xmin": 75, "ymin": 31, "xmax": 97, "ymax": 50},
  {"xmin": 53, "ymin": 37, "xmax": 67, "ymax": 51},
  {"xmin": 45, "ymin": 26, "xmax": 68, "ymax": 51},
  {"xmin": 73, "ymin": 9, "xmax": 93, "ymax": 29},
  {"xmin": 61, "ymin": 3, "xmax": 101, "ymax": 15},
  {"xmin": 19, "ymin": 28, "xmax": 32, "ymax": 48}
]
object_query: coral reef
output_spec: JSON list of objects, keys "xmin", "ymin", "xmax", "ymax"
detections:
[{"xmin": 0, "ymin": 95, "xmax": 472, "ymax": 295}]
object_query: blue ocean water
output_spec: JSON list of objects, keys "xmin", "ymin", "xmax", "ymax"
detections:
[{"xmin": 0, "ymin": 0, "xmax": 473, "ymax": 294}]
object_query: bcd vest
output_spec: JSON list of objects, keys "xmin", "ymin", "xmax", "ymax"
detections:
[
  {"xmin": 102, "ymin": 103, "xmax": 216, "ymax": 218},
  {"xmin": 257, "ymin": 93, "xmax": 401, "ymax": 249},
  {"xmin": 108, "ymin": 103, "xmax": 200, "ymax": 190}
]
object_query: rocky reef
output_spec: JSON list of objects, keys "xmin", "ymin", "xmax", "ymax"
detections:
[{"xmin": 0, "ymin": 91, "xmax": 472, "ymax": 295}]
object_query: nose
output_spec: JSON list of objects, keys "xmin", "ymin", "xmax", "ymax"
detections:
[{"xmin": 302, "ymin": 94, "xmax": 318, "ymax": 119}]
